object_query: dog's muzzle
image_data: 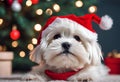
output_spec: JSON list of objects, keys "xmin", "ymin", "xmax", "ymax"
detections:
[{"xmin": 61, "ymin": 42, "xmax": 71, "ymax": 54}]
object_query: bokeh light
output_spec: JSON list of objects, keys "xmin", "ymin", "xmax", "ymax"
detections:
[
  {"xmin": 46, "ymin": 8, "xmax": 53, "ymax": 15},
  {"xmin": 34, "ymin": 24, "xmax": 42, "ymax": 31},
  {"xmin": 0, "ymin": 18, "xmax": 3, "ymax": 25},
  {"xmin": 27, "ymin": 43, "xmax": 34, "ymax": 51},
  {"xmin": 26, "ymin": 0, "xmax": 32, "ymax": 7},
  {"xmin": 36, "ymin": 9, "xmax": 43, "ymax": 15},
  {"xmin": 19, "ymin": 51, "xmax": 26, "ymax": 57},
  {"xmin": 88, "ymin": 5, "xmax": 97, "ymax": 13},
  {"xmin": 75, "ymin": 0, "xmax": 83, "ymax": 8},
  {"xmin": 12, "ymin": 41, "xmax": 18, "ymax": 47},
  {"xmin": 53, "ymin": 4, "xmax": 60, "ymax": 12},
  {"xmin": 32, "ymin": 38, "xmax": 37, "ymax": 45}
]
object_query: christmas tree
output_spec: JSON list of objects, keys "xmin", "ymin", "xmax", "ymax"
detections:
[{"xmin": 0, "ymin": 0, "xmax": 97, "ymax": 72}]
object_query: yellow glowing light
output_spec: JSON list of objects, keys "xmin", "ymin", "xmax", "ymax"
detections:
[
  {"xmin": 0, "ymin": 45, "xmax": 3, "ymax": 51},
  {"xmin": 12, "ymin": 41, "xmax": 18, "ymax": 47},
  {"xmin": 26, "ymin": 0, "xmax": 32, "ymax": 7},
  {"xmin": 19, "ymin": 51, "xmax": 26, "ymax": 57},
  {"xmin": 88, "ymin": 6, "xmax": 97, "ymax": 13},
  {"xmin": 36, "ymin": 9, "xmax": 43, "ymax": 15},
  {"xmin": 34, "ymin": 24, "xmax": 42, "ymax": 31},
  {"xmin": 0, "ymin": 18, "xmax": 3, "ymax": 25},
  {"xmin": 75, "ymin": 0, "xmax": 83, "ymax": 8},
  {"xmin": 46, "ymin": 8, "xmax": 53, "ymax": 15},
  {"xmin": 32, "ymin": 38, "xmax": 37, "ymax": 45},
  {"xmin": 53, "ymin": 4, "xmax": 60, "ymax": 12},
  {"xmin": 27, "ymin": 43, "xmax": 34, "ymax": 51}
]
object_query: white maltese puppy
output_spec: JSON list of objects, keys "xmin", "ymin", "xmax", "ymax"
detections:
[{"xmin": 23, "ymin": 14, "xmax": 113, "ymax": 81}]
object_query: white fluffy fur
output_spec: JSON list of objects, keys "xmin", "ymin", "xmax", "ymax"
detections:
[
  {"xmin": 99, "ymin": 15, "xmax": 113, "ymax": 30},
  {"xmin": 42, "ymin": 18, "xmax": 98, "ymax": 42},
  {"xmin": 22, "ymin": 18, "xmax": 109, "ymax": 81}
]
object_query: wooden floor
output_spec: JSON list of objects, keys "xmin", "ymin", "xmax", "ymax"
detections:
[{"xmin": 0, "ymin": 74, "xmax": 120, "ymax": 82}]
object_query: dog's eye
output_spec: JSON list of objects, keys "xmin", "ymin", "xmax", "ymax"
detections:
[
  {"xmin": 53, "ymin": 34, "xmax": 61, "ymax": 39},
  {"xmin": 74, "ymin": 35, "xmax": 81, "ymax": 41}
]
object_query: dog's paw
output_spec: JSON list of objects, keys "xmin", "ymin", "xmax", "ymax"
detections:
[
  {"xmin": 22, "ymin": 73, "xmax": 37, "ymax": 81},
  {"xmin": 21, "ymin": 73, "xmax": 46, "ymax": 81},
  {"xmin": 67, "ymin": 73, "xmax": 92, "ymax": 81},
  {"xmin": 48, "ymin": 80, "xmax": 68, "ymax": 82}
]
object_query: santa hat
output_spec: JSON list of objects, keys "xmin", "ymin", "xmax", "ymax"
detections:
[{"xmin": 37, "ymin": 14, "xmax": 113, "ymax": 44}]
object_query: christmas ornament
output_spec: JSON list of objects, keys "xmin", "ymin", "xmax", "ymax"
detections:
[
  {"xmin": 7, "ymin": 0, "xmax": 13, "ymax": 6},
  {"xmin": 11, "ymin": 0, "xmax": 21, "ymax": 12},
  {"xmin": 18, "ymin": 0, "xmax": 23, "ymax": 4},
  {"xmin": 10, "ymin": 28, "xmax": 20, "ymax": 40},
  {"xmin": 31, "ymin": 0, "xmax": 39, "ymax": 4}
]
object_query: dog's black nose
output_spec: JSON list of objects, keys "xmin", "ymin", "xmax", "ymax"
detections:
[{"xmin": 62, "ymin": 42, "xmax": 71, "ymax": 50}]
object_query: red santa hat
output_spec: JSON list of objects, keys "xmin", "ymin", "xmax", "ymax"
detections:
[{"xmin": 37, "ymin": 14, "xmax": 113, "ymax": 44}]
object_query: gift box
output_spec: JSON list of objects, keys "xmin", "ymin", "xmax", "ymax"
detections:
[
  {"xmin": 104, "ymin": 58, "xmax": 120, "ymax": 74},
  {"xmin": 0, "ymin": 52, "xmax": 14, "ymax": 77}
]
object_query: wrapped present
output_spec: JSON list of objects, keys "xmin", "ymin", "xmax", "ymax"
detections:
[
  {"xmin": 105, "ymin": 58, "xmax": 120, "ymax": 74},
  {"xmin": 105, "ymin": 50, "xmax": 120, "ymax": 74},
  {"xmin": 0, "ymin": 52, "xmax": 14, "ymax": 77}
]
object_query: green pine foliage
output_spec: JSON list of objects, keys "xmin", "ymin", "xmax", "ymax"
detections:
[{"xmin": 0, "ymin": 0, "xmax": 97, "ymax": 71}]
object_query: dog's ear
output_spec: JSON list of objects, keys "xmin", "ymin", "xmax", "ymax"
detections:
[
  {"xmin": 29, "ymin": 44, "xmax": 44, "ymax": 64},
  {"xmin": 85, "ymin": 42, "xmax": 103, "ymax": 65}
]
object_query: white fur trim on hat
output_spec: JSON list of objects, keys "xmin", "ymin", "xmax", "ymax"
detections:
[
  {"xmin": 42, "ymin": 18, "xmax": 98, "ymax": 41},
  {"xmin": 99, "ymin": 15, "xmax": 113, "ymax": 30}
]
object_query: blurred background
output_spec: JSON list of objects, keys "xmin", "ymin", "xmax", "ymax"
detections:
[{"xmin": 0, "ymin": 0, "xmax": 120, "ymax": 73}]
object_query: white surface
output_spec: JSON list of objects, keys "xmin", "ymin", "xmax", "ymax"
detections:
[{"xmin": 0, "ymin": 74, "xmax": 120, "ymax": 82}]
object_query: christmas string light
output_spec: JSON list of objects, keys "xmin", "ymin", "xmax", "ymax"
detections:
[
  {"xmin": 12, "ymin": 41, "xmax": 18, "ymax": 47},
  {"xmin": 0, "ymin": 18, "xmax": 3, "ymax": 25},
  {"xmin": 53, "ymin": 3, "xmax": 60, "ymax": 12},
  {"xmin": 26, "ymin": 0, "xmax": 32, "ymax": 7},
  {"xmin": 75, "ymin": 0, "xmax": 83, "ymax": 8},
  {"xmin": 88, "ymin": 5, "xmax": 97, "ymax": 13},
  {"xmin": 19, "ymin": 51, "xmax": 25, "ymax": 57},
  {"xmin": 36, "ymin": 9, "xmax": 43, "ymax": 15},
  {"xmin": 27, "ymin": 43, "xmax": 34, "ymax": 50},
  {"xmin": 46, "ymin": 8, "xmax": 53, "ymax": 15},
  {"xmin": 32, "ymin": 38, "xmax": 37, "ymax": 45},
  {"xmin": 34, "ymin": 24, "xmax": 42, "ymax": 31}
]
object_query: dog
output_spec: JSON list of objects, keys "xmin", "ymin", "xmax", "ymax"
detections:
[{"xmin": 22, "ymin": 14, "xmax": 113, "ymax": 81}]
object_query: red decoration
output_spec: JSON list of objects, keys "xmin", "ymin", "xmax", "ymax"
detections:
[
  {"xmin": 7, "ymin": 0, "xmax": 13, "ymax": 6},
  {"xmin": 31, "ymin": 0, "xmax": 39, "ymax": 4},
  {"xmin": 45, "ymin": 69, "xmax": 81, "ymax": 80},
  {"xmin": 18, "ymin": 0, "xmax": 23, "ymax": 4},
  {"xmin": 105, "ymin": 58, "xmax": 120, "ymax": 74},
  {"xmin": 10, "ymin": 29, "xmax": 20, "ymax": 40}
]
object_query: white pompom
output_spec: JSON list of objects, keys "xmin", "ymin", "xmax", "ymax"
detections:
[{"xmin": 99, "ymin": 15, "xmax": 113, "ymax": 30}]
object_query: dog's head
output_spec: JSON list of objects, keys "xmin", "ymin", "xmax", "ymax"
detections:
[{"xmin": 30, "ymin": 14, "xmax": 113, "ymax": 70}]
